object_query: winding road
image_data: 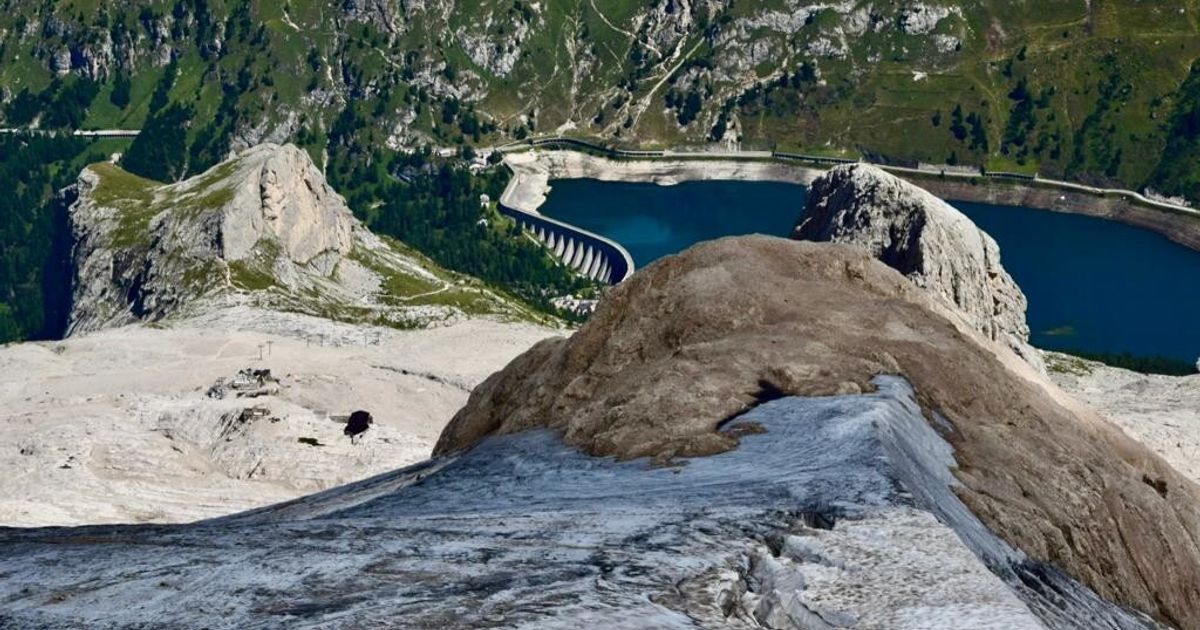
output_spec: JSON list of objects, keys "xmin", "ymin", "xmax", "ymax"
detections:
[{"xmin": 498, "ymin": 135, "xmax": 1200, "ymax": 220}]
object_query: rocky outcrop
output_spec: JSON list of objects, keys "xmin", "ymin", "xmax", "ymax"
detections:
[
  {"xmin": 66, "ymin": 144, "xmax": 529, "ymax": 335},
  {"xmin": 67, "ymin": 144, "xmax": 354, "ymax": 334},
  {"xmin": 221, "ymin": 143, "xmax": 353, "ymax": 265},
  {"xmin": 793, "ymin": 163, "xmax": 1043, "ymax": 370},
  {"xmin": 342, "ymin": 0, "xmax": 402, "ymax": 35},
  {"xmin": 2, "ymin": 236, "xmax": 1197, "ymax": 628},
  {"xmin": 437, "ymin": 236, "xmax": 1200, "ymax": 629}
]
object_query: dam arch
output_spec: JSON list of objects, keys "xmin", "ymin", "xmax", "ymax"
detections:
[{"xmin": 498, "ymin": 204, "xmax": 634, "ymax": 284}]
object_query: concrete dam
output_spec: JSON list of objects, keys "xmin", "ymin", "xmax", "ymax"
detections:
[{"xmin": 496, "ymin": 203, "xmax": 634, "ymax": 285}]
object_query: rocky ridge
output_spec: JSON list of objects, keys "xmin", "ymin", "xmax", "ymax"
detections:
[
  {"xmin": 438, "ymin": 236, "xmax": 1200, "ymax": 629},
  {"xmin": 2, "ymin": 236, "xmax": 1192, "ymax": 629},
  {"xmin": 66, "ymin": 143, "xmax": 540, "ymax": 335},
  {"xmin": 793, "ymin": 163, "xmax": 1043, "ymax": 370}
]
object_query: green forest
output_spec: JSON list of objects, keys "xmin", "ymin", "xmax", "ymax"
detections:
[
  {"xmin": 0, "ymin": 134, "xmax": 116, "ymax": 342},
  {"xmin": 4, "ymin": 0, "xmax": 1200, "ymax": 375},
  {"xmin": 320, "ymin": 109, "xmax": 594, "ymax": 313}
]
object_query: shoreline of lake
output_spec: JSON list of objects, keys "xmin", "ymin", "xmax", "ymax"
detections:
[
  {"xmin": 501, "ymin": 150, "xmax": 823, "ymax": 214},
  {"xmin": 502, "ymin": 150, "xmax": 1200, "ymax": 253},
  {"xmin": 910, "ymin": 175, "xmax": 1200, "ymax": 252},
  {"xmin": 537, "ymin": 177, "xmax": 1200, "ymax": 364}
]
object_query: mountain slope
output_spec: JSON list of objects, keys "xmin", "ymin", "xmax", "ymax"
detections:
[
  {"xmin": 0, "ymin": 236, "xmax": 1187, "ymax": 629},
  {"xmin": 440, "ymin": 236, "xmax": 1200, "ymax": 629},
  {"xmin": 65, "ymin": 142, "xmax": 549, "ymax": 334},
  {"xmin": 0, "ymin": 307, "xmax": 555, "ymax": 527},
  {"xmin": 2, "ymin": 1, "xmax": 1200, "ymax": 197}
]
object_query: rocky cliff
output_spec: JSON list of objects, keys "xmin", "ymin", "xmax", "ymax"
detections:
[
  {"xmin": 217, "ymin": 142, "xmax": 353, "ymax": 267},
  {"xmin": 793, "ymin": 163, "xmax": 1043, "ymax": 370},
  {"xmin": 3, "ymin": 236, "xmax": 1195, "ymax": 629},
  {"xmin": 66, "ymin": 143, "xmax": 540, "ymax": 335},
  {"xmin": 4, "ymin": 1, "xmax": 1198, "ymax": 201},
  {"xmin": 438, "ymin": 236, "xmax": 1200, "ymax": 629}
]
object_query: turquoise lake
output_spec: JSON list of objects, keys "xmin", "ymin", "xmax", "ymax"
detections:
[{"xmin": 539, "ymin": 178, "xmax": 1200, "ymax": 363}]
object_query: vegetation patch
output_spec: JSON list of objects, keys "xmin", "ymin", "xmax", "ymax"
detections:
[
  {"xmin": 1045, "ymin": 353, "xmax": 1095, "ymax": 377},
  {"xmin": 181, "ymin": 260, "xmax": 222, "ymax": 295},
  {"xmin": 88, "ymin": 162, "xmax": 164, "ymax": 248},
  {"xmin": 228, "ymin": 260, "xmax": 278, "ymax": 292},
  {"xmin": 89, "ymin": 162, "xmax": 157, "ymax": 208},
  {"xmin": 1053, "ymin": 349, "xmax": 1197, "ymax": 377},
  {"xmin": 380, "ymin": 271, "xmax": 440, "ymax": 299}
]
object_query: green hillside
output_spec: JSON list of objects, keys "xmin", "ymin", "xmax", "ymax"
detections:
[
  {"xmin": 5, "ymin": 1, "xmax": 1200, "ymax": 344},
  {"xmin": 4, "ymin": 1, "xmax": 1200, "ymax": 194}
]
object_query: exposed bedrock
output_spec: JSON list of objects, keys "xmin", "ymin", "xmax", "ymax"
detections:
[
  {"xmin": 438, "ymin": 236, "xmax": 1200, "ymax": 629},
  {"xmin": 63, "ymin": 143, "xmax": 484, "ymax": 335},
  {"xmin": 67, "ymin": 143, "xmax": 355, "ymax": 334},
  {"xmin": 0, "ymin": 376, "xmax": 1171, "ymax": 628},
  {"xmin": 793, "ymin": 163, "xmax": 1044, "ymax": 371},
  {"xmin": 227, "ymin": 143, "xmax": 354, "ymax": 265}
]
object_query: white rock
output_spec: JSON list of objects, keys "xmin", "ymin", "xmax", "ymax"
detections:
[
  {"xmin": 795, "ymin": 164, "xmax": 1044, "ymax": 371},
  {"xmin": 0, "ymin": 308, "xmax": 556, "ymax": 526},
  {"xmin": 223, "ymin": 143, "xmax": 353, "ymax": 264},
  {"xmin": 67, "ymin": 143, "xmax": 531, "ymax": 336},
  {"xmin": 1047, "ymin": 352, "xmax": 1200, "ymax": 484},
  {"xmin": 900, "ymin": 4, "xmax": 954, "ymax": 35}
]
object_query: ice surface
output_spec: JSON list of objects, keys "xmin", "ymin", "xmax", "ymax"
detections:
[{"xmin": 0, "ymin": 378, "xmax": 1163, "ymax": 629}]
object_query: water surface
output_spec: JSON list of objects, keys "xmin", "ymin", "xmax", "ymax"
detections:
[
  {"xmin": 539, "ymin": 178, "xmax": 1200, "ymax": 362},
  {"xmin": 541, "ymin": 179, "xmax": 806, "ymax": 266}
]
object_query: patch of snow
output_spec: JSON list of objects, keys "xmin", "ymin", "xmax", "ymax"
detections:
[{"xmin": 0, "ymin": 378, "xmax": 1159, "ymax": 628}]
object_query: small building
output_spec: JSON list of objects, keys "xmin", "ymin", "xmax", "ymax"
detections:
[{"xmin": 479, "ymin": 193, "xmax": 491, "ymax": 207}]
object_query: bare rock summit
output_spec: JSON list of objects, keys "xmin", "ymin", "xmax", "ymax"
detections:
[
  {"xmin": 793, "ymin": 164, "xmax": 1043, "ymax": 370},
  {"xmin": 65, "ymin": 143, "xmax": 531, "ymax": 335},
  {"xmin": 438, "ymin": 236, "xmax": 1200, "ymax": 629},
  {"xmin": 220, "ymin": 143, "xmax": 354, "ymax": 266}
]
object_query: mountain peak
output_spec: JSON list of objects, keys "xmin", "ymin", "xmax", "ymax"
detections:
[
  {"xmin": 794, "ymin": 163, "xmax": 1042, "ymax": 369},
  {"xmin": 65, "ymin": 144, "xmax": 539, "ymax": 335},
  {"xmin": 216, "ymin": 143, "xmax": 353, "ymax": 266}
]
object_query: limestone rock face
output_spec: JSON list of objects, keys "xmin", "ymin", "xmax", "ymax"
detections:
[
  {"xmin": 341, "ymin": 0, "xmax": 401, "ymax": 34},
  {"xmin": 66, "ymin": 144, "xmax": 355, "ymax": 334},
  {"xmin": 220, "ymin": 144, "xmax": 354, "ymax": 265},
  {"xmin": 793, "ymin": 164, "xmax": 1043, "ymax": 370},
  {"xmin": 65, "ymin": 143, "xmax": 508, "ymax": 335},
  {"xmin": 437, "ymin": 236, "xmax": 1200, "ymax": 629}
]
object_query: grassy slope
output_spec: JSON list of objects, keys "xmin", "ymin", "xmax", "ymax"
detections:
[
  {"xmin": 2, "ymin": 1, "xmax": 1200, "ymax": 194},
  {"xmin": 84, "ymin": 159, "xmax": 546, "ymax": 326}
]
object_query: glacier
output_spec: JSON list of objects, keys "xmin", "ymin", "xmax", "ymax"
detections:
[{"xmin": 0, "ymin": 378, "xmax": 1163, "ymax": 629}]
